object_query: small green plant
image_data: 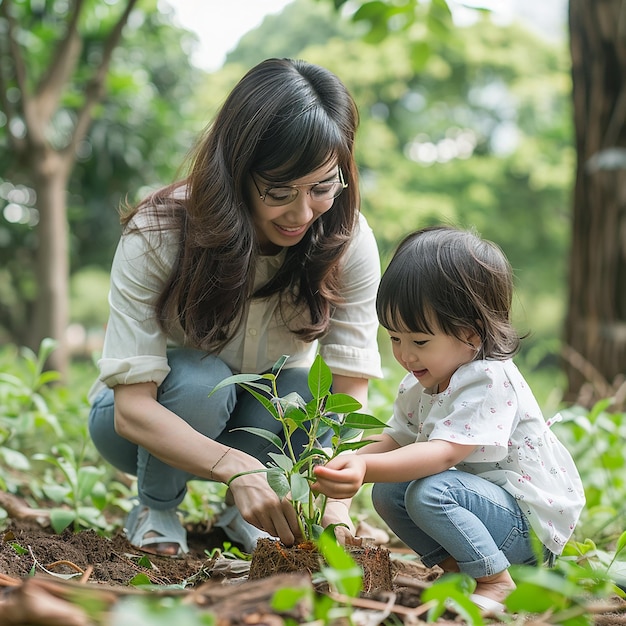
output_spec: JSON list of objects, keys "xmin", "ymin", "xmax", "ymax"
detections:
[
  {"xmin": 205, "ymin": 541, "xmax": 251, "ymax": 561},
  {"xmin": 0, "ymin": 339, "xmax": 63, "ymax": 489},
  {"xmin": 209, "ymin": 354, "xmax": 386, "ymax": 542},
  {"xmin": 421, "ymin": 573, "xmax": 484, "ymax": 625},
  {"xmin": 33, "ymin": 442, "xmax": 117, "ymax": 533},
  {"xmin": 557, "ymin": 398, "xmax": 626, "ymax": 549}
]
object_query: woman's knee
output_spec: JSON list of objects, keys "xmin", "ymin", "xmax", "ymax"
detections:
[{"xmin": 158, "ymin": 350, "xmax": 236, "ymax": 429}]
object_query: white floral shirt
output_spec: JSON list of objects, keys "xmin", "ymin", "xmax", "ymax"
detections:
[{"xmin": 384, "ymin": 359, "xmax": 585, "ymax": 554}]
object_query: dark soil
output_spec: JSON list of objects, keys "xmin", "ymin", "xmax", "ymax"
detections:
[
  {"xmin": 0, "ymin": 517, "xmax": 447, "ymax": 625},
  {"xmin": 2, "ymin": 518, "xmax": 625, "ymax": 626},
  {"xmin": 0, "ymin": 518, "xmax": 230, "ymax": 587}
]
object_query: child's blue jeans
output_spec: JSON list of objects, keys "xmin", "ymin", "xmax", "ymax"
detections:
[
  {"xmin": 88, "ymin": 348, "xmax": 315, "ymax": 511},
  {"xmin": 372, "ymin": 469, "xmax": 541, "ymax": 579}
]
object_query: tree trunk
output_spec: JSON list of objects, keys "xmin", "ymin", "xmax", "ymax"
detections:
[
  {"xmin": 31, "ymin": 150, "xmax": 71, "ymax": 377},
  {"xmin": 565, "ymin": 0, "xmax": 626, "ymax": 407}
]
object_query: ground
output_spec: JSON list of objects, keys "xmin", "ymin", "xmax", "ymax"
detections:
[
  {"xmin": 1, "ymin": 515, "xmax": 625, "ymax": 626},
  {"xmin": 0, "ymin": 516, "xmax": 448, "ymax": 626}
]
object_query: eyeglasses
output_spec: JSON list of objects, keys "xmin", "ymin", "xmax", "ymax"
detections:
[{"xmin": 252, "ymin": 168, "xmax": 347, "ymax": 207}]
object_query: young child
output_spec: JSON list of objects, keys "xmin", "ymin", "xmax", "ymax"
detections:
[{"xmin": 313, "ymin": 225, "xmax": 585, "ymax": 613}]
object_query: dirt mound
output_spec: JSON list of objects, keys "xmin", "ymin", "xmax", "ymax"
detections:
[{"xmin": 0, "ymin": 518, "xmax": 228, "ymax": 586}]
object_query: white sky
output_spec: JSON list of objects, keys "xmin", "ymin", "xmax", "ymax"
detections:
[
  {"xmin": 167, "ymin": 0, "xmax": 566, "ymax": 72},
  {"xmin": 168, "ymin": 0, "xmax": 293, "ymax": 71}
]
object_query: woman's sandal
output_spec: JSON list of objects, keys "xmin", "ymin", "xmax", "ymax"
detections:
[
  {"xmin": 213, "ymin": 504, "xmax": 272, "ymax": 553},
  {"xmin": 124, "ymin": 504, "xmax": 189, "ymax": 557}
]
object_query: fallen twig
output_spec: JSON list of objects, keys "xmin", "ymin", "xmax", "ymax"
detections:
[{"xmin": 0, "ymin": 492, "xmax": 50, "ymax": 523}]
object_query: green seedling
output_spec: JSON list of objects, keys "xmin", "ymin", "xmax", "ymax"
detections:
[
  {"xmin": 209, "ymin": 353, "xmax": 386, "ymax": 542},
  {"xmin": 0, "ymin": 338, "xmax": 63, "ymax": 488},
  {"xmin": 33, "ymin": 442, "xmax": 109, "ymax": 532}
]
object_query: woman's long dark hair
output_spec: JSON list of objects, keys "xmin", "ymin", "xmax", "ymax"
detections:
[
  {"xmin": 122, "ymin": 58, "xmax": 360, "ymax": 352},
  {"xmin": 377, "ymin": 225, "xmax": 521, "ymax": 360}
]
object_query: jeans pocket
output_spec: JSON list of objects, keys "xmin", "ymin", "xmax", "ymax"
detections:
[{"xmin": 499, "ymin": 524, "xmax": 537, "ymax": 565}]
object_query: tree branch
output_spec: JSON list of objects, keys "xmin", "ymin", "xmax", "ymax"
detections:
[
  {"xmin": 0, "ymin": 492, "xmax": 50, "ymax": 524},
  {"xmin": 33, "ymin": 0, "xmax": 87, "ymax": 124},
  {"xmin": 62, "ymin": 0, "xmax": 140, "ymax": 164}
]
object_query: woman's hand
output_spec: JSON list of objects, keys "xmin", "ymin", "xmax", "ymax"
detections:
[
  {"xmin": 225, "ymin": 454, "xmax": 302, "ymax": 547},
  {"xmin": 312, "ymin": 455, "xmax": 367, "ymax": 499}
]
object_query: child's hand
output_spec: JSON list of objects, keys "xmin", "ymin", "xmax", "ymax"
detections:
[
  {"xmin": 312, "ymin": 455, "xmax": 367, "ymax": 499},
  {"xmin": 322, "ymin": 499, "xmax": 356, "ymax": 544}
]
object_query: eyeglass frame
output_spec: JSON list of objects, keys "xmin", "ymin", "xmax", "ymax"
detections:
[{"xmin": 251, "ymin": 167, "xmax": 347, "ymax": 206}]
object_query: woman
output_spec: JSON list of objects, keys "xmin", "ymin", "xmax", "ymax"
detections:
[{"xmin": 88, "ymin": 58, "xmax": 383, "ymax": 557}]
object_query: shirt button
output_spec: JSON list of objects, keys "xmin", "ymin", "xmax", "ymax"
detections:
[{"xmin": 249, "ymin": 328, "xmax": 257, "ymax": 336}]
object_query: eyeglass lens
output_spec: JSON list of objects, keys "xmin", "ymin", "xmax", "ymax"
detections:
[{"xmin": 264, "ymin": 181, "xmax": 344, "ymax": 206}]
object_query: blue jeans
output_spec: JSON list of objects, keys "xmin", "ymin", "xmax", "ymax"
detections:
[
  {"xmin": 372, "ymin": 470, "xmax": 539, "ymax": 579},
  {"xmin": 89, "ymin": 348, "xmax": 318, "ymax": 510}
]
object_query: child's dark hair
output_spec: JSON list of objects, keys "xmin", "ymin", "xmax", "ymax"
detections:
[{"xmin": 376, "ymin": 225, "xmax": 521, "ymax": 360}]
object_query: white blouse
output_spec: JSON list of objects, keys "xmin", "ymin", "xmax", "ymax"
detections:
[
  {"xmin": 384, "ymin": 359, "xmax": 585, "ymax": 555},
  {"xmin": 89, "ymin": 212, "xmax": 382, "ymax": 402}
]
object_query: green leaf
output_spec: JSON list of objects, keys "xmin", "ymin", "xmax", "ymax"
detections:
[
  {"xmin": 10, "ymin": 542, "xmax": 29, "ymax": 555},
  {"xmin": 90, "ymin": 481, "xmax": 108, "ymax": 510},
  {"xmin": 271, "ymin": 355, "xmax": 290, "ymax": 375},
  {"xmin": 230, "ymin": 426, "xmax": 283, "ymax": 450},
  {"xmin": 271, "ymin": 586, "xmax": 311, "ymax": 611},
  {"xmin": 325, "ymin": 393, "xmax": 362, "ymax": 414},
  {"xmin": 335, "ymin": 426, "xmax": 362, "ymax": 442},
  {"xmin": 76, "ymin": 506, "xmax": 108, "ymax": 529},
  {"xmin": 335, "ymin": 440, "xmax": 373, "ymax": 454},
  {"xmin": 0, "ymin": 447, "xmax": 30, "ymax": 470},
  {"xmin": 282, "ymin": 403, "xmax": 308, "ymax": 425},
  {"xmin": 129, "ymin": 572, "xmax": 153, "ymax": 586},
  {"xmin": 267, "ymin": 469, "xmax": 291, "ymax": 499},
  {"xmin": 317, "ymin": 531, "xmax": 362, "ymax": 597},
  {"xmin": 239, "ymin": 384, "xmax": 280, "ymax": 419},
  {"xmin": 282, "ymin": 391, "xmax": 306, "ymax": 406},
  {"xmin": 308, "ymin": 354, "xmax": 332, "ymax": 399},
  {"xmin": 137, "ymin": 555, "xmax": 153, "ymax": 568},
  {"xmin": 292, "ymin": 450, "xmax": 328, "ymax": 474},
  {"xmin": 32, "ymin": 452, "xmax": 59, "ymax": 466},
  {"xmin": 309, "ymin": 523, "xmax": 325, "ymax": 540},
  {"xmin": 422, "ymin": 574, "xmax": 482, "ymax": 625},
  {"xmin": 268, "ymin": 452, "xmax": 294, "ymax": 472},
  {"xmin": 342, "ymin": 412, "xmax": 387, "ymax": 429},
  {"xmin": 77, "ymin": 466, "xmax": 105, "ymax": 501},
  {"xmin": 50, "ymin": 508, "xmax": 76, "ymax": 533},
  {"xmin": 409, "ymin": 40, "xmax": 431, "ymax": 71},
  {"xmin": 42, "ymin": 484, "xmax": 71, "ymax": 503},
  {"xmin": 290, "ymin": 472, "xmax": 310, "ymax": 503},
  {"xmin": 208, "ymin": 373, "xmax": 271, "ymax": 396},
  {"xmin": 36, "ymin": 370, "xmax": 62, "ymax": 386},
  {"xmin": 506, "ymin": 566, "xmax": 586, "ymax": 615}
]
